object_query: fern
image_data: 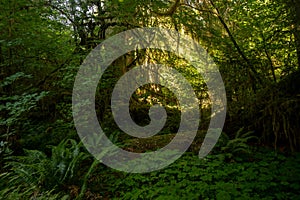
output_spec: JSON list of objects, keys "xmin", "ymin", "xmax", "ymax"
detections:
[
  {"xmin": 217, "ymin": 128, "xmax": 257, "ymax": 160},
  {"xmin": 49, "ymin": 139, "xmax": 90, "ymax": 182},
  {"xmin": 0, "ymin": 139, "xmax": 91, "ymax": 199}
]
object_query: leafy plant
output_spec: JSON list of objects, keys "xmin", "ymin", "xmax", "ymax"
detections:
[
  {"xmin": 0, "ymin": 72, "xmax": 32, "ymax": 88},
  {"xmin": 220, "ymin": 128, "xmax": 257, "ymax": 158},
  {"xmin": 211, "ymin": 128, "xmax": 257, "ymax": 162},
  {"xmin": 109, "ymin": 150, "xmax": 300, "ymax": 199},
  {"xmin": 0, "ymin": 139, "xmax": 90, "ymax": 199},
  {"xmin": 0, "ymin": 91, "xmax": 49, "ymax": 127},
  {"xmin": 0, "ymin": 139, "xmax": 12, "ymax": 173}
]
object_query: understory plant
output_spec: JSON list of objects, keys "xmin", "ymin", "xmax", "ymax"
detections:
[
  {"xmin": 213, "ymin": 128, "xmax": 257, "ymax": 161},
  {"xmin": 0, "ymin": 139, "xmax": 90, "ymax": 199},
  {"xmin": 110, "ymin": 150, "xmax": 300, "ymax": 200}
]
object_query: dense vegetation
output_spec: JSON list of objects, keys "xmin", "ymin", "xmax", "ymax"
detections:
[{"xmin": 1, "ymin": 0, "xmax": 300, "ymax": 199}]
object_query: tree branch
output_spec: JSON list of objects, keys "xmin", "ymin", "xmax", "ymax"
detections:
[
  {"xmin": 209, "ymin": 0, "xmax": 261, "ymax": 89},
  {"xmin": 152, "ymin": 0, "xmax": 181, "ymax": 16}
]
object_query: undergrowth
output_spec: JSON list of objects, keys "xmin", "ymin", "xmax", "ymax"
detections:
[
  {"xmin": 110, "ymin": 149, "xmax": 300, "ymax": 200},
  {"xmin": 0, "ymin": 133, "xmax": 300, "ymax": 199}
]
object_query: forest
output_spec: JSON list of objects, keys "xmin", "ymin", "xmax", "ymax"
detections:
[{"xmin": 1, "ymin": 0, "xmax": 300, "ymax": 199}]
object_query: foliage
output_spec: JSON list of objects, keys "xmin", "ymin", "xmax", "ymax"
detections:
[
  {"xmin": 0, "ymin": 139, "xmax": 90, "ymax": 199},
  {"xmin": 110, "ymin": 150, "xmax": 300, "ymax": 199},
  {"xmin": 253, "ymin": 71, "xmax": 300, "ymax": 151},
  {"xmin": 0, "ymin": 0, "xmax": 299, "ymax": 199},
  {"xmin": 0, "ymin": 90, "xmax": 48, "ymax": 127},
  {"xmin": 214, "ymin": 128, "xmax": 257, "ymax": 161}
]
